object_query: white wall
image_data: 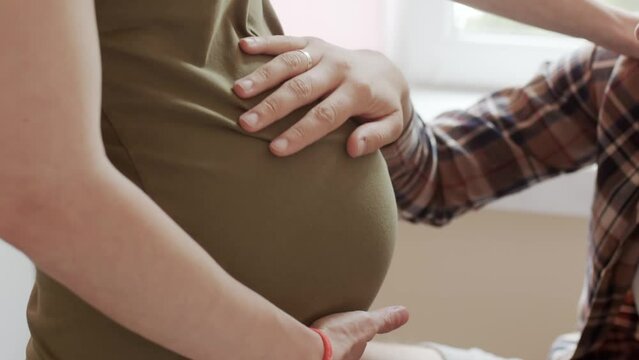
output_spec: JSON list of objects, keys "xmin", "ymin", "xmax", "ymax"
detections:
[
  {"xmin": 269, "ymin": 0, "xmax": 384, "ymax": 50},
  {"xmin": 0, "ymin": 241, "xmax": 33, "ymax": 359}
]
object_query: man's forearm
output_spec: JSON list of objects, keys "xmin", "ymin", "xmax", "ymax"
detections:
[
  {"xmin": 383, "ymin": 46, "xmax": 604, "ymax": 226},
  {"xmin": 456, "ymin": 0, "xmax": 639, "ymax": 57}
]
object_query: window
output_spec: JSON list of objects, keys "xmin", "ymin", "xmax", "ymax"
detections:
[
  {"xmin": 455, "ymin": 0, "xmax": 639, "ymax": 37},
  {"xmin": 390, "ymin": 0, "xmax": 639, "ymax": 89}
]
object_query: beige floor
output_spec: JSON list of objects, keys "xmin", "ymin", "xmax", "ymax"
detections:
[{"xmin": 371, "ymin": 210, "xmax": 589, "ymax": 360}]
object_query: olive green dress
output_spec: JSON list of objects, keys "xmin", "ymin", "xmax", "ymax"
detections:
[{"xmin": 25, "ymin": 1, "xmax": 397, "ymax": 358}]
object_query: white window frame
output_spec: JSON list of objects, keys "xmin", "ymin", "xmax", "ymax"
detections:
[{"xmin": 384, "ymin": 0, "xmax": 589, "ymax": 90}]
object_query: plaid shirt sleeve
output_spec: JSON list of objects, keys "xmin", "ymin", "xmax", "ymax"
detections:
[{"xmin": 382, "ymin": 46, "xmax": 610, "ymax": 226}]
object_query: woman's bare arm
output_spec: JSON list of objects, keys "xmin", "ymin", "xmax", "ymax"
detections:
[
  {"xmin": 0, "ymin": 2, "xmax": 406, "ymax": 359},
  {"xmin": 456, "ymin": 0, "xmax": 639, "ymax": 57}
]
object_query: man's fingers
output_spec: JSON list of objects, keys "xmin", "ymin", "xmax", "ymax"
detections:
[
  {"xmin": 369, "ymin": 306, "xmax": 410, "ymax": 335},
  {"xmin": 238, "ymin": 63, "xmax": 340, "ymax": 132},
  {"xmin": 269, "ymin": 89, "xmax": 357, "ymax": 157},
  {"xmin": 347, "ymin": 112, "xmax": 404, "ymax": 158},
  {"xmin": 239, "ymin": 35, "xmax": 309, "ymax": 55},
  {"xmin": 234, "ymin": 49, "xmax": 319, "ymax": 98}
]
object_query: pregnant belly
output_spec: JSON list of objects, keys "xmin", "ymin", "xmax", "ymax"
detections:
[
  {"xmin": 104, "ymin": 104, "xmax": 398, "ymax": 324},
  {"xmin": 96, "ymin": 6, "xmax": 396, "ymax": 321}
]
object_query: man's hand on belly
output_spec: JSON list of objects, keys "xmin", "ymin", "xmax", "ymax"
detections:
[{"xmin": 233, "ymin": 35, "xmax": 411, "ymax": 158}]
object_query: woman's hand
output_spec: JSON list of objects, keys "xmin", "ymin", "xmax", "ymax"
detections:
[
  {"xmin": 233, "ymin": 36, "xmax": 412, "ymax": 158},
  {"xmin": 312, "ymin": 306, "xmax": 410, "ymax": 360}
]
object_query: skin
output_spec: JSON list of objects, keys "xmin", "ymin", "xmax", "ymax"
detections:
[
  {"xmin": 235, "ymin": 0, "xmax": 639, "ymax": 159},
  {"xmin": 0, "ymin": 1, "xmax": 410, "ymax": 359}
]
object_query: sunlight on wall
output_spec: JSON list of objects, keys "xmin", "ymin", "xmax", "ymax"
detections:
[{"xmin": 269, "ymin": 0, "xmax": 384, "ymax": 50}]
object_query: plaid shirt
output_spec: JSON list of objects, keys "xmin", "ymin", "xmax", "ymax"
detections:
[{"xmin": 382, "ymin": 46, "xmax": 639, "ymax": 359}]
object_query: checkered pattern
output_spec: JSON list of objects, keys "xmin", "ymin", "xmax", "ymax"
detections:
[{"xmin": 382, "ymin": 46, "xmax": 639, "ymax": 359}]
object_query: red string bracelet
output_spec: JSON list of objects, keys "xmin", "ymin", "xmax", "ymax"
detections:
[{"xmin": 310, "ymin": 327, "xmax": 333, "ymax": 360}]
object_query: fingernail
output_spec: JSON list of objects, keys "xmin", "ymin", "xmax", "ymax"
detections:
[
  {"xmin": 237, "ymin": 79, "xmax": 254, "ymax": 92},
  {"xmin": 240, "ymin": 112, "xmax": 259, "ymax": 129},
  {"xmin": 271, "ymin": 138, "xmax": 289, "ymax": 153},
  {"xmin": 242, "ymin": 37, "xmax": 259, "ymax": 46},
  {"xmin": 354, "ymin": 137, "xmax": 367, "ymax": 157}
]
